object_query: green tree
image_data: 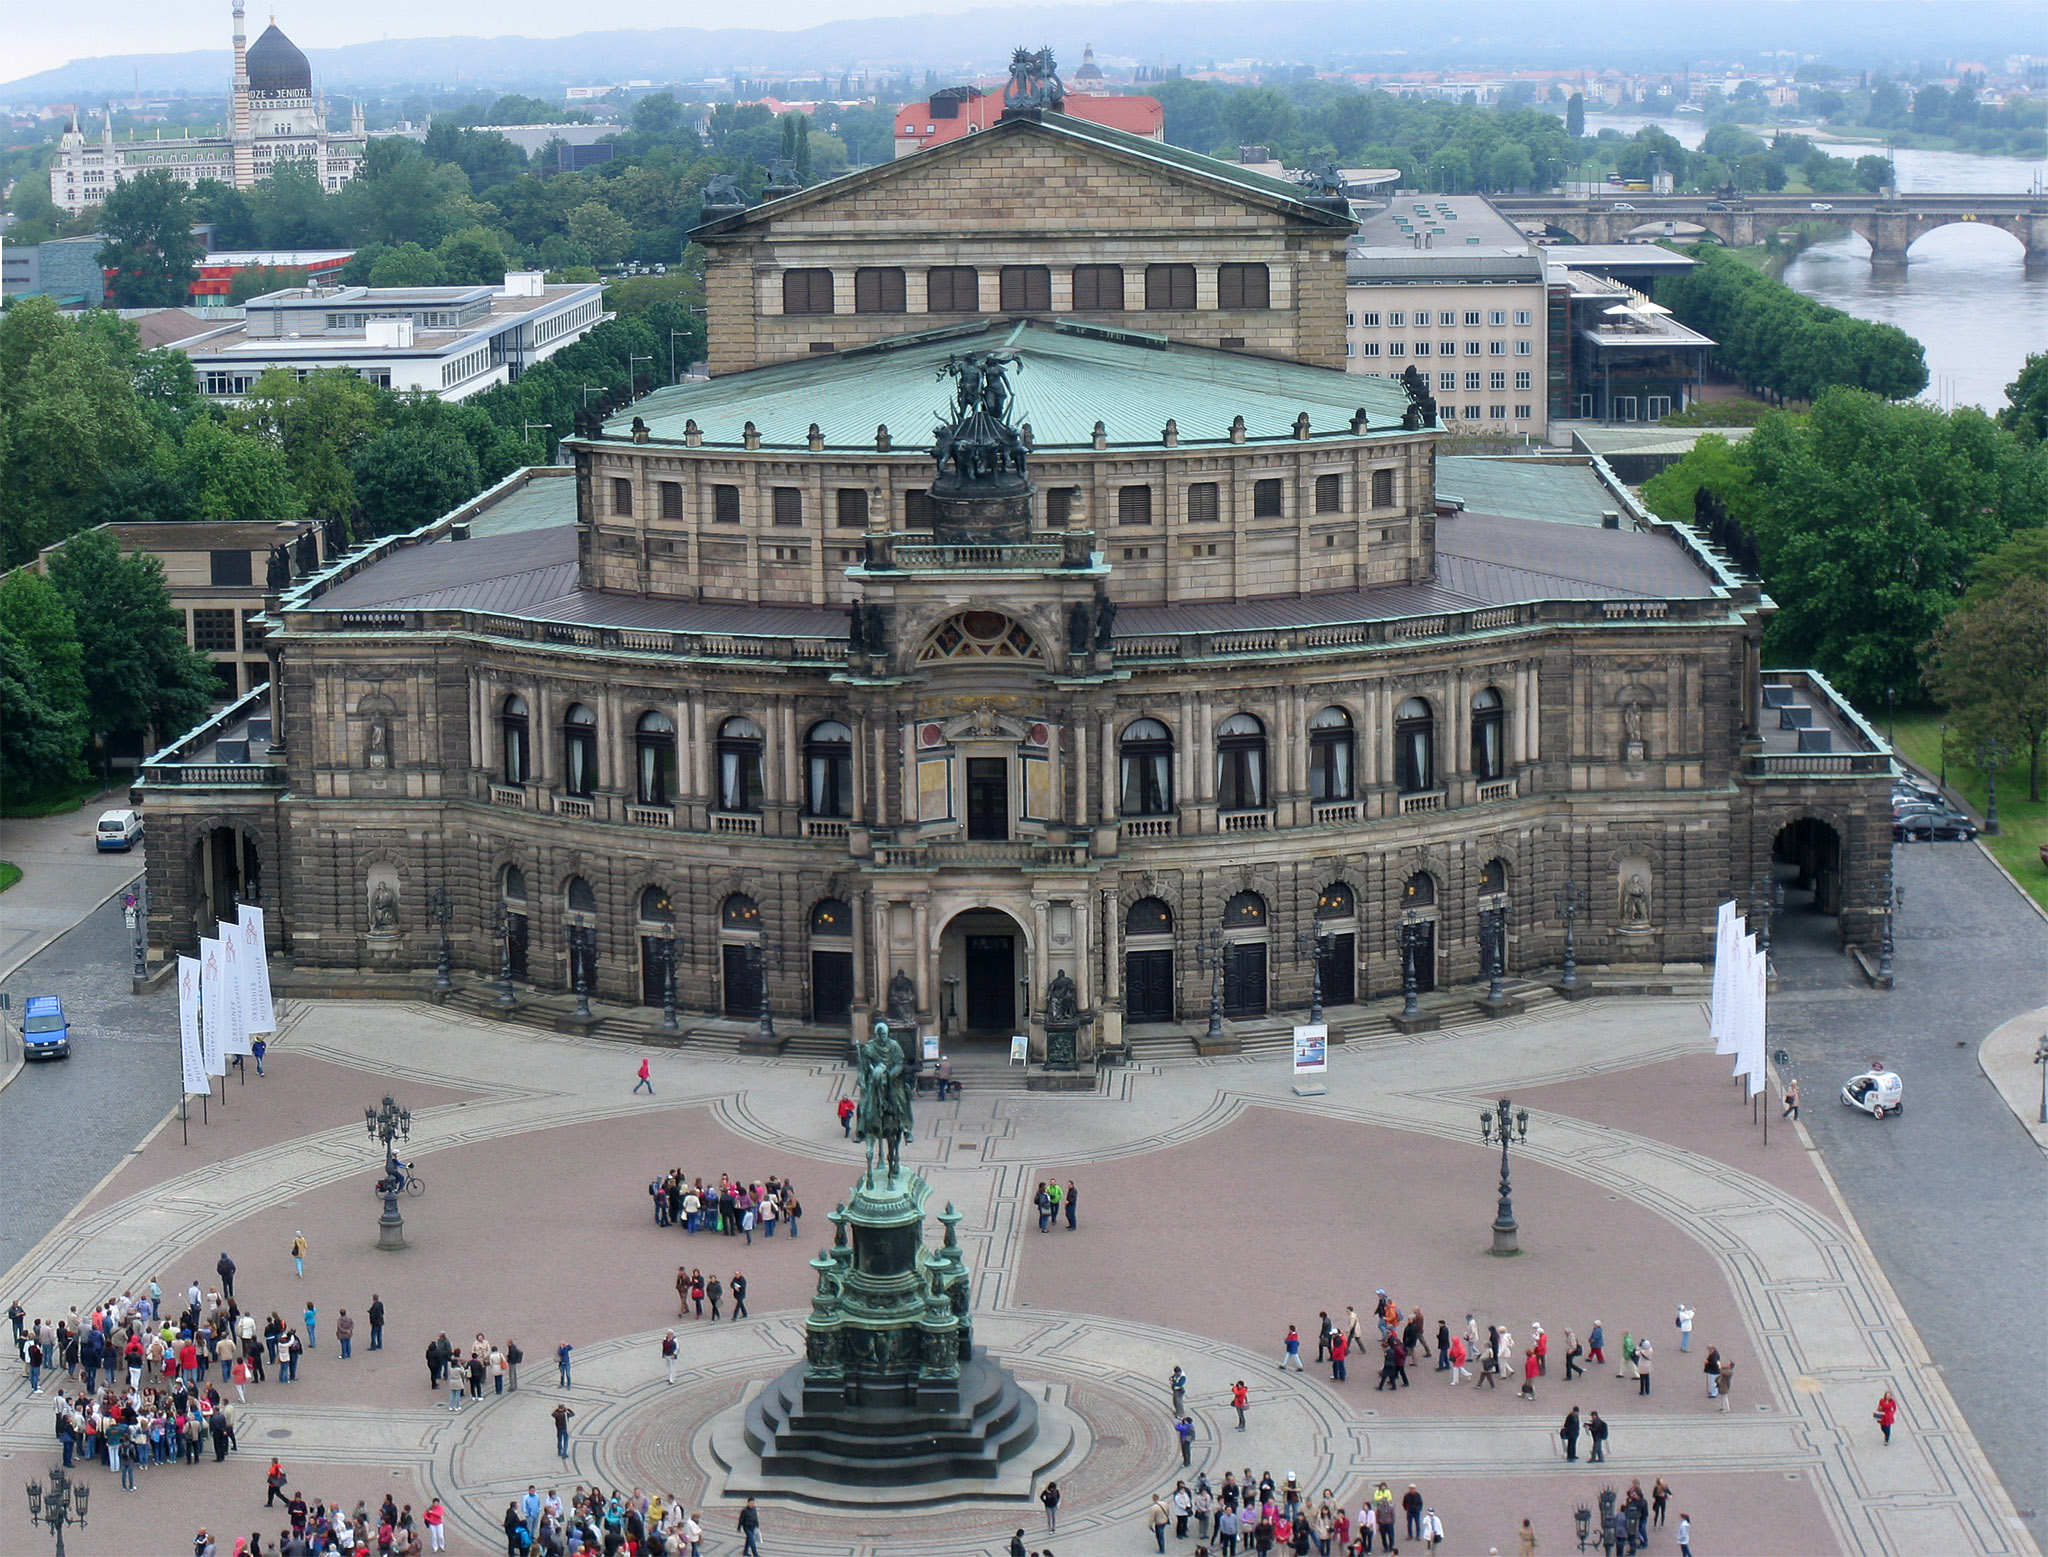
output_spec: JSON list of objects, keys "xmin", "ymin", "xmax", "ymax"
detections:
[
  {"xmin": 1962, "ymin": 527, "xmax": 2048, "ymax": 605},
  {"xmin": 2002, "ymin": 352, "xmax": 2048, "ymax": 444},
  {"xmin": 232, "ymin": 368, "xmax": 384, "ymax": 522},
  {"xmin": 634, "ymin": 92, "xmax": 683, "ymax": 136},
  {"xmin": 0, "ymin": 570, "xmax": 89, "ymax": 792},
  {"xmin": 1639, "ymin": 432, "xmax": 1757, "ymax": 527},
  {"xmin": 436, "ymin": 227, "xmax": 509, "ymax": 285},
  {"xmin": 44, "ymin": 528, "xmax": 217, "ymax": 742},
  {"xmin": 176, "ymin": 416, "xmax": 305, "ymax": 523},
  {"xmin": 483, "ymin": 93, "xmax": 560, "ymax": 125},
  {"xmin": 350, "ymin": 424, "xmax": 481, "ymax": 536},
  {"xmin": 1484, "ymin": 140, "xmax": 1536, "ymax": 192},
  {"xmin": 248, "ymin": 159, "xmax": 335, "ymax": 247},
  {"xmin": 567, "ymin": 201, "xmax": 632, "ymax": 267},
  {"xmin": 1565, "ymin": 93, "xmax": 1585, "ymax": 139},
  {"xmin": 97, "ymin": 169, "xmax": 200, "ymax": 306},
  {"xmin": 1853, "ymin": 155, "xmax": 1893, "ymax": 192},
  {"xmin": 1920, "ymin": 577, "xmax": 2048, "ymax": 800},
  {"xmin": 368, "ymin": 242, "xmax": 447, "ymax": 287}
]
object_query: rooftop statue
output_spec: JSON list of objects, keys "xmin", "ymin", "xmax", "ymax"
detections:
[
  {"xmin": 1002, "ymin": 47, "xmax": 1067, "ymax": 113},
  {"xmin": 933, "ymin": 350, "xmax": 1029, "ymax": 486},
  {"xmin": 1295, "ymin": 155, "xmax": 1345, "ymax": 196},
  {"xmin": 700, "ymin": 171, "xmax": 747, "ymax": 211},
  {"xmin": 1398, "ymin": 364, "xmax": 1438, "ymax": 430}
]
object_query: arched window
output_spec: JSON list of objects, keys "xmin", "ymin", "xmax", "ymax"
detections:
[
  {"xmin": 1224, "ymin": 891, "xmax": 1267, "ymax": 929},
  {"xmin": 500, "ymin": 695, "xmax": 530, "ymax": 785},
  {"xmin": 566, "ymin": 875, "xmax": 598, "ymax": 915},
  {"xmin": 1308, "ymin": 705, "xmax": 1354, "ymax": 802},
  {"xmin": 721, "ymin": 893, "xmax": 761, "ymax": 931},
  {"xmin": 1317, "ymin": 882, "xmax": 1356, "ymax": 921},
  {"xmin": 500, "ymin": 863, "xmax": 526, "ymax": 901},
  {"xmin": 1119, "ymin": 718, "xmax": 1174, "ymax": 816},
  {"xmin": 1216, "ymin": 713, "xmax": 1267, "ymax": 811},
  {"xmin": 1394, "ymin": 697, "xmax": 1434, "ymax": 794},
  {"xmin": 1402, "ymin": 872, "xmax": 1437, "ymax": 908},
  {"xmin": 1126, "ymin": 897, "xmax": 1174, "ymax": 936},
  {"xmin": 638, "ymin": 885, "xmax": 675, "ymax": 923},
  {"xmin": 561, "ymin": 703, "xmax": 597, "ymax": 797},
  {"xmin": 1479, "ymin": 858, "xmax": 1508, "ymax": 895},
  {"xmin": 717, "ymin": 716, "xmax": 765, "ymax": 813},
  {"xmin": 804, "ymin": 720, "xmax": 853, "ymax": 818},
  {"xmin": 919, "ymin": 611, "xmax": 1041, "ymax": 662},
  {"xmin": 810, "ymin": 898, "xmax": 851, "ymax": 936},
  {"xmin": 635, "ymin": 710, "xmax": 676, "ymax": 805},
  {"xmin": 1471, "ymin": 687, "xmax": 1505, "ymax": 781}
]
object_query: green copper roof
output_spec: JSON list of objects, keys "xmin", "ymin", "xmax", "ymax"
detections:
[{"xmin": 606, "ymin": 319, "xmax": 1414, "ymax": 453}]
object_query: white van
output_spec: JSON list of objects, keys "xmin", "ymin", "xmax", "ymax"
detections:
[{"xmin": 95, "ymin": 809, "xmax": 143, "ymax": 851}]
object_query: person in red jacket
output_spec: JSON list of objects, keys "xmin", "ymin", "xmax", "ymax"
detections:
[
  {"xmin": 838, "ymin": 1096, "xmax": 856, "ymax": 1137},
  {"xmin": 1876, "ymin": 1389, "xmax": 1898, "ymax": 1445}
]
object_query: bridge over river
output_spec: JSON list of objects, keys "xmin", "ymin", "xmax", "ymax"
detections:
[{"xmin": 1489, "ymin": 192, "xmax": 2048, "ymax": 268}]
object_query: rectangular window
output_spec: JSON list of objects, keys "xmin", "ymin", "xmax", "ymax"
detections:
[
  {"xmin": 1252, "ymin": 478, "xmax": 1283, "ymax": 519},
  {"xmin": 1443, "ymin": 341, "xmax": 1460, "ymax": 356},
  {"xmin": 1144, "ymin": 263, "xmax": 1197, "ymax": 310},
  {"xmin": 1357, "ymin": 311, "xmax": 1380, "ymax": 328},
  {"xmin": 1217, "ymin": 263, "xmax": 1269, "ymax": 310},
  {"xmin": 191, "ymin": 608, "xmax": 237, "ymax": 652},
  {"xmin": 1344, "ymin": 343, "xmax": 1355, "ymax": 357},
  {"xmin": 1515, "ymin": 404, "xmax": 1533, "ymax": 419},
  {"xmin": 1413, "ymin": 341, "xmax": 1430, "ymax": 357},
  {"xmin": 1072, "ymin": 264, "xmax": 1124, "ymax": 310},
  {"xmin": 1489, "ymin": 310, "xmax": 1507, "ymax": 326},
  {"xmin": 853, "ymin": 267, "xmax": 906, "ymax": 313},
  {"xmin": 1439, "ymin": 371, "xmax": 1457, "ymax": 390},
  {"xmin": 242, "ymin": 610, "xmax": 265, "ymax": 646},
  {"xmin": 1314, "ymin": 474, "xmax": 1342, "ymax": 514},
  {"xmin": 834, "ymin": 488, "xmax": 868, "ymax": 529},
  {"xmin": 781, "ymin": 268, "xmax": 834, "ymax": 315},
  {"xmin": 999, "ymin": 265, "xmax": 1051, "ymax": 311},
  {"xmin": 611, "ymin": 477, "xmax": 633, "ymax": 516},
  {"xmin": 1490, "ymin": 405, "xmax": 1507, "ymax": 420},
  {"xmin": 1465, "ymin": 372, "xmax": 1482, "ymax": 391},
  {"xmin": 905, "ymin": 489, "xmax": 936, "ymax": 527},
  {"xmin": 1371, "ymin": 468, "xmax": 1396, "ymax": 508},
  {"xmin": 659, "ymin": 481, "xmax": 683, "ymax": 520},
  {"xmin": 209, "ymin": 549, "xmax": 253, "ymax": 587},
  {"xmin": 925, "ymin": 266, "xmax": 978, "ymax": 313},
  {"xmin": 1045, "ymin": 487, "xmax": 1075, "ymax": 526},
  {"xmin": 1464, "ymin": 404, "xmax": 1483, "ymax": 419},
  {"xmin": 1358, "ymin": 341, "xmax": 1380, "ymax": 357},
  {"xmin": 771, "ymin": 487, "xmax": 804, "ymax": 527},
  {"xmin": 1514, "ymin": 370, "xmax": 1532, "ymax": 391},
  {"xmin": 1346, "ymin": 311, "xmax": 1355, "ymax": 327},
  {"xmin": 1515, "ymin": 340, "xmax": 1533, "ymax": 356},
  {"xmin": 1464, "ymin": 341, "xmax": 1482, "ymax": 356},
  {"xmin": 1387, "ymin": 311, "xmax": 1404, "ymax": 328},
  {"xmin": 1514, "ymin": 309, "xmax": 1532, "ymax": 326},
  {"xmin": 1464, "ymin": 311, "xmax": 1482, "ymax": 327},
  {"xmin": 1490, "ymin": 371, "xmax": 1507, "ymax": 391},
  {"xmin": 713, "ymin": 485, "xmax": 741, "ymax": 524},
  {"xmin": 1489, "ymin": 340, "xmax": 1506, "ymax": 356},
  {"xmin": 1118, "ymin": 486, "xmax": 1154, "ymax": 526},
  {"xmin": 1386, "ymin": 342, "xmax": 1405, "ymax": 358},
  {"xmin": 1187, "ymin": 482, "xmax": 1220, "ymax": 523}
]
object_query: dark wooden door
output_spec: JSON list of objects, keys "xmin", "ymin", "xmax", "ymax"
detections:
[
  {"xmin": 1223, "ymin": 942, "xmax": 1267, "ymax": 1018},
  {"xmin": 965, "ymin": 758, "xmax": 1008, "ymax": 841},
  {"xmin": 1412, "ymin": 923, "xmax": 1437, "ymax": 993},
  {"xmin": 641, "ymin": 937, "xmax": 666, "ymax": 1006},
  {"xmin": 722, "ymin": 943, "xmax": 760, "ymax": 1017},
  {"xmin": 964, "ymin": 935, "xmax": 1015, "ymax": 1030},
  {"xmin": 1126, "ymin": 949, "xmax": 1173, "ymax": 1023},
  {"xmin": 1321, "ymin": 933, "xmax": 1356, "ymax": 1006},
  {"xmin": 505, "ymin": 913, "xmax": 528, "ymax": 982},
  {"xmin": 811, "ymin": 950, "xmax": 853, "ymax": 1024}
]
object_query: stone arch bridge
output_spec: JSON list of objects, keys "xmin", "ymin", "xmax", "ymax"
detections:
[{"xmin": 1490, "ymin": 193, "xmax": 2048, "ymax": 268}]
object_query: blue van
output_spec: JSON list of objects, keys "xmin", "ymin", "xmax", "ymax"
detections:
[{"xmin": 21, "ymin": 995, "xmax": 71, "ymax": 1060}]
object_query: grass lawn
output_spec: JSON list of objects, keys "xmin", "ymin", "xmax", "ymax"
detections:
[
  {"xmin": 0, "ymin": 862, "xmax": 20, "ymax": 893},
  {"xmin": 0, "ymin": 778, "xmax": 114, "ymax": 820},
  {"xmin": 1890, "ymin": 711, "xmax": 2048, "ymax": 914}
]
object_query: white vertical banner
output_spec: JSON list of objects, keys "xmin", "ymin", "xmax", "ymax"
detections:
[
  {"xmin": 237, "ymin": 904, "xmax": 275, "ymax": 1035},
  {"xmin": 1731, "ymin": 931, "xmax": 1758, "ymax": 1084},
  {"xmin": 1709, "ymin": 900, "xmax": 1737, "ymax": 1054},
  {"xmin": 1744, "ymin": 934, "xmax": 1770, "ymax": 1097},
  {"xmin": 198, "ymin": 938, "xmax": 228, "ymax": 1077},
  {"xmin": 216, "ymin": 922, "xmax": 254, "ymax": 1055},
  {"xmin": 177, "ymin": 957, "xmax": 208, "ymax": 1097}
]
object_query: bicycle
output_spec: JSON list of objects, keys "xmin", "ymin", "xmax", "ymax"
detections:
[{"xmin": 371, "ymin": 1171, "xmax": 426, "ymax": 1198}]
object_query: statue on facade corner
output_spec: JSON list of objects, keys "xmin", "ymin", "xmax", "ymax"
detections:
[
  {"xmin": 1622, "ymin": 874, "xmax": 1651, "ymax": 926},
  {"xmin": 1092, "ymin": 590, "xmax": 1117, "ymax": 653},
  {"xmin": 1398, "ymin": 364, "xmax": 1438, "ymax": 429},
  {"xmin": 266, "ymin": 544, "xmax": 292, "ymax": 592},
  {"xmin": 1045, "ymin": 969, "xmax": 1079, "ymax": 1025},
  {"xmin": 1066, "ymin": 601, "xmax": 1091, "ymax": 656},
  {"xmin": 853, "ymin": 1018, "xmax": 915, "ymax": 1183}
]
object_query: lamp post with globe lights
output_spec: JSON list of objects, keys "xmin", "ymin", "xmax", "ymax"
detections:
[
  {"xmin": 1480, "ymin": 1096, "xmax": 1530, "ymax": 1255},
  {"xmin": 365, "ymin": 1094, "xmax": 412, "ymax": 1250},
  {"xmin": 25, "ymin": 1465, "xmax": 88, "ymax": 1557}
]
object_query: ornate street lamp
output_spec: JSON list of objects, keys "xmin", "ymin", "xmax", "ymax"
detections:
[
  {"xmin": 1554, "ymin": 879, "xmax": 1586, "ymax": 991},
  {"xmin": 1573, "ymin": 1504, "xmax": 1593, "ymax": 1552},
  {"xmin": 1751, "ymin": 874, "xmax": 1783, "ymax": 962},
  {"xmin": 747, "ymin": 939, "xmax": 776, "ymax": 1045},
  {"xmin": 125, "ymin": 878, "xmax": 149, "ymax": 989},
  {"xmin": 1876, "ymin": 866, "xmax": 1904, "ymax": 983},
  {"xmin": 658, "ymin": 922, "xmax": 680, "ymax": 1035},
  {"xmin": 364, "ymin": 1094, "xmax": 412, "ymax": 1251},
  {"xmin": 427, "ymin": 886, "xmax": 453, "ymax": 992},
  {"xmin": 25, "ymin": 1464, "xmax": 88, "ymax": 1557},
  {"xmin": 1479, "ymin": 1095, "xmax": 1530, "ymax": 1255},
  {"xmin": 1195, "ymin": 928, "xmax": 1228, "ymax": 1043},
  {"xmin": 1398, "ymin": 916, "xmax": 1427, "ymax": 1020},
  {"xmin": 492, "ymin": 904, "xmax": 516, "ymax": 1009},
  {"xmin": 569, "ymin": 924, "xmax": 595, "ymax": 1021},
  {"xmin": 1480, "ymin": 900, "xmax": 1509, "ymax": 1005},
  {"xmin": 2034, "ymin": 1033, "xmax": 2047, "ymax": 1127},
  {"xmin": 1294, "ymin": 924, "xmax": 1332, "ymax": 1025},
  {"xmin": 1980, "ymin": 739, "xmax": 2005, "ymax": 835}
]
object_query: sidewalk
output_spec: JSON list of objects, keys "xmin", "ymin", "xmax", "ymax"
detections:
[
  {"xmin": 1981, "ymin": 1005, "xmax": 2048, "ymax": 1154},
  {"xmin": 0, "ymin": 790, "xmax": 143, "ymax": 984}
]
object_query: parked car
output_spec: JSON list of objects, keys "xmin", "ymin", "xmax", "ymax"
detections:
[
  {"xmin": 1613, "ymin": 202, "xmax": 1636, "ymax": 211},
  {"xmin": 1810, "ymin": 202, "xmax": 1835, "ymax": 212},
  {"xmin": 1893, "ymin": 805, "xmax": 1977, "ymax": 842},
  {"xmin": 95, "ymin": 808, "xmax": 143, "ymax": 851},
  {"xmin": 1706, "ymin": 200, "xmax": 1730, "ymax": 211},
  {"xmin": 19, "ymin": 995, "xmax": 71, "ymax": 1060}
]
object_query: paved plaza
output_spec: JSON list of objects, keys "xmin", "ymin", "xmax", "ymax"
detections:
[{"xmin": 3, "ymin": 987, "xmax": 2036, "ymax": 1557}]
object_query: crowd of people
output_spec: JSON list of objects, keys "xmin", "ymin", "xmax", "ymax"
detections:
[{"xmin": 644, "ymin": 1172, "xmax": 802, "ymax": 1244}]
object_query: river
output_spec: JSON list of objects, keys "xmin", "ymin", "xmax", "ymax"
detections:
[{"xmin": 1577, "ymin": 113, "xmax": 2048, "ymax": 411}]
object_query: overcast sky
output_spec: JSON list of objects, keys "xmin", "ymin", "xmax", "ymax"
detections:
[{"xmin": 8, "ymin": 0, "xmax": 979, "ymax": 85}]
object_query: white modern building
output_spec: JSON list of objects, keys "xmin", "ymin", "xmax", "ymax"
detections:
[
  {"xmin": 177, "ymin": 274, "xmax": 607, "ymax": 401},
  {"xmin": 1345, "ymin": 195, "xmax": 1551, "ymax": 441},
  {"xmin": 49, "ymin": 2, "xmax": 366, "ymax": 216}
]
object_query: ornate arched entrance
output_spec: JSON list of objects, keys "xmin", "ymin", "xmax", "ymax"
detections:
[
  {"xmin": 937, "ymin": 906, "xmax": 1030, "ymax": 1039},
  {"xmin": 1772, "ymin": 817, "xmax": 1844, "ymax": 919}
]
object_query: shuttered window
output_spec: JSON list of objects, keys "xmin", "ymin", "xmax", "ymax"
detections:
[
  {"xmin": 1217, "ymin": 263, "xmax": 1270, "ymax": 309},
  {"xmin": 999, "ymin": 266, "xmax": 1051, "ymax": 311},
  {"xmin": 781, "ymin": 269, "xmax": 835, "ymax": 314},
  {"xmin": 1187, "ymin": 482, "xmax": 1220, "ymax": 523},
  {"xmin": 1071, "ymin": 264, "xmax": 1123, "ymax": 310},
  {"xmin": 926, "ymin": 267, "xmax": 978, "ymax": 312},
  {"xmin": 853, "ymin": 268, "xmax": 906, "ymax": 313},
  {"xmin": 1144, "ymin": 264, "xmax": 1196, "ymax": 310}
]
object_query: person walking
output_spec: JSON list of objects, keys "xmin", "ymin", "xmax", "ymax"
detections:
[
  {"xmin": 837, "ymin": 1096, "xmax": 856, "ymax": 1137},
  {"xmin": 1434, "ymin": 1318, "xmax": 1451, "ymax": 1373},
  {"xmin": 1782, "ymin": 1080, "xmax": 1799, "ymax": 1121},
  {"xmin": 556, "ymin": 1341, "xmax": 573, "ymax": 1388},
  {"xmin": 302, "ymin": 1303, "xmax": 317, "ymax": 1351},
  {"xmin": 706, "ymin": 1275, "xmax": 724, "ymax": 1321},
  {"xmin": 1519, "ymin": 1347, "xmax": 1539, "ymax": 1399},
  {"xmin": 662, "ymin": 1331, "xmax": 678, "ymax": 1384},
  {"xmin": 423, "ymin": 1499, "xmax": 445, "ymax": 1553},
  {"xmin": 1563, "ymin": 1330, "xmax": 1583, "ymax": 1382},
  {"xmin": 216, "ymin": 1252, "xmax": 237, "ymax": 1302},
  {"xmin": 1651, "ymin": 1479, "xmax": 1670, "ymax": 1528},
  {"xmin": 1876, "ymin": 1389, "xmax": 1897, "ymax": 1445},
  {"xmin": 1148, "ymin": 1493, "xmax": 1172, "ymax": 1553},
  {"xmin": 1231, "ymin": 1379, "xmax": 1249, "ymax": 1430},
  {"xmin": 735, "ymin": 1497, "xmax": 761, "ymax": 1557},
  {"xmin": 1446, "ymin": 1334, "xmax": 1469, "ymax": 1386},
  {"xmin": 266, "ymin": 1460, "xmax": 289, "ymax": 1507},
  {"xmin": 1330, "ymin": 1329, "xmax": 1349, "ymax": 1383},
  {"xmin": 1587, "ymin": 1411, "xmax": 1608, "ymax": 1463},
  {"xmin": 1716, "ymin": 1359, "xmax": 1734, "ymax": 1412},
  {"xmin": 634, "ymin": 1058, "xmax": 654, "ymax": 1094},
  {"xmin": 731, "ymin": 1272, "xmax": 748, "ymax": 1321},
  {"xmin": 1517, "ymin": 1516, "xmax": 1538, "ymax": 1557},
  {"xmin": 1419, "ymin": 1507, "xmax": 1444, "ymax": 1551},
  {"xmin": 1635, "ymin": 1337, "xmax": 1653, "ymax": 1396},
  {"xmin": 1675, "ymin": 1303, "xmax": 1694, "ymax": 1353},
  {"xmin": 551, "ymin": 1402, "xmax": 573, "ymax": 1458},
  {"xmin": 1676, "ymin": 1512, "xmax": 1693, "ymax": 1557},
  {"xmin": 1282, "ymin": 1324, "xmax": 1303, "ymax": 1371},
  {"xmin": 1170, "ymin": 1364, "xmax": 1188, "ymax": 1415},
  {"xmin": 368, "ymin": 1296, "xmax": 385, "ymax": 1352},
  {"xmin": 1040, "ymin": 1479, "xmax": 1061, "ymax": 1532},
  {"xmin": 290, "ymin": 1233, "xmax": 306, "ymax": 1280},
  {"xmin": 1176, "ymin": 1415, "xmax": 1196, "ymax": 1466},
  {"xmin": 1559, "ymin": 1407, "xmax": 1581, "ymax": 1461},
  {"xmin": 1586, "ymin": 1321, "xmax": 1604, "ymax": 1366},
  {"xmin": 505, "ymin": 1339, "xmax": 522, "ymax": 1392}
]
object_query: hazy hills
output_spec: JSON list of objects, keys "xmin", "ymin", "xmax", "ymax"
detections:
[{"xmin": 6, "ymin": 0, "xmax": 2038, "ymax": 100}]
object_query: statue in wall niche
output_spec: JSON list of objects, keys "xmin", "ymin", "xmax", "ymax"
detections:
[
  {"xmin": 887, "ymin": 968, "xmax": 917, "ymax": 1024},
  {"xmin": 366, "ymin": 711, "xmax": 391, "ymax": 770},
  {"xmin": 1621, "ymin": 873, "xmax": 1651, "ymax": 927},
  {"xmin": 1067, "ymin": 601, "xmax": 1091, "ymax": 656},
  {"xmin": 1045, "ymin": 969, "xmax": 1079, "ymax": 1025},
  {"xmin": 1092, "ymin": 590, "xmax": 1117, "ymax": 652},
  {"xmin": 846, "ymin": 601, "xmax": 867, "ymax": 654},
  {"xmin": 1622, "ymin": 700, "xmax": 1646, "ymax": 758},
  {"xmin": 863, "ymin": 603, "xmax": 891, "ymax": 658},
  {"xmin": 370, "ymin": 881, "xmax": 399, "ymax": 932}
]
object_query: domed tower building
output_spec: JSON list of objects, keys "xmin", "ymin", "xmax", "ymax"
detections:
[
  {"xmin": 49, "ymin": 0, "xmax": 365, "ymax": 217},
  {"xmin": 138, "ymin": 62, "xmax": 1895, "ymax": 1064}
]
